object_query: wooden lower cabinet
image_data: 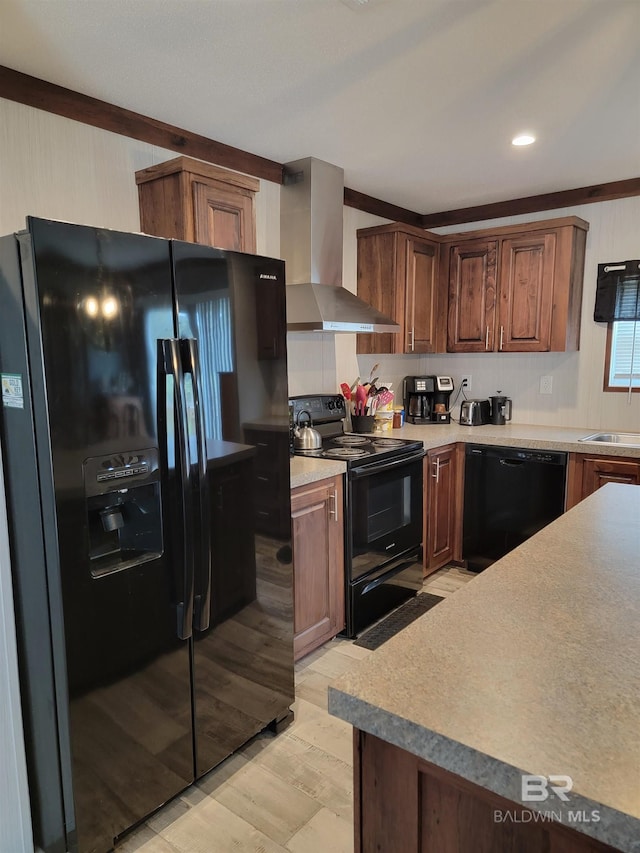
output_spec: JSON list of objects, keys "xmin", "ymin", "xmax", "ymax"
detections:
[
  {"xmin": 423, "ymin": 444, "xmax": 463, "ymax": 576},
  {"xmin": 291, "ymin": 476, "xmax": 345, "ymax": 661},
  {"xmin": 566, "ymin": 453, "xmax": 640, "ymax": 509},
  {"xmin": 355, "ymin": 731, "xmax": 617, "ymax": 853}
]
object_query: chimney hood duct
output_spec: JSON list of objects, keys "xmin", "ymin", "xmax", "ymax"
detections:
[{"xmin": 281, "ymin": 157, "xmax": 400, "ymax": 333}]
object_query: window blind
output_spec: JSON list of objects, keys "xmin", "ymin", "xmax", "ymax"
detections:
[
  {"xmin": 609, "ymin": 320, "xmax": 640, "ymax": 388},
  {"xmin": 594, "ymin": 260, "xmax": 640, "ymax": 322}
]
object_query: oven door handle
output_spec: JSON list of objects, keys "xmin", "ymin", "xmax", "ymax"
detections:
[
  {"xmin": 361, "ymin": 560, "xmax": 420, "ymax": 595},
  {"xmin": 349, "ymin": 448, "xmax": 425, "ymax": 479}
]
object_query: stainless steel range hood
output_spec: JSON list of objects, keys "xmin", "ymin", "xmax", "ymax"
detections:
[{"xmin": 281, "ymin": 157, "xmax": 399, "ymax": 333}]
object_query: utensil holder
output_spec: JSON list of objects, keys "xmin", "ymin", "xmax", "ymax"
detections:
[{"xmin": 351, "ymin": 415, "xmax": 375, "ymax": 433}]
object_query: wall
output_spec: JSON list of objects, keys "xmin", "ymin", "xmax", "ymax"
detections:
[
  {"xmin": 0, "ymin": 96, "xmax": 282, "ymax": 849},
  {"xmin": 354, "ymin": 198, "xmax": 640, "ymax": 431}
]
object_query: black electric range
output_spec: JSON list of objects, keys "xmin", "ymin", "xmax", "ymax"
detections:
[
  {"xmin": 289, "ymin": 395, "xmax": 423, "ymax": 467},
  {"xmin": 290, "ymin": 394, "xmax": 425, "ymax": 638}
]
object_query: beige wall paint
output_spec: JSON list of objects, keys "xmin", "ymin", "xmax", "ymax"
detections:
[{"xmin": 0, "ymin": 98, "xmax": 281, "ymax": 253}]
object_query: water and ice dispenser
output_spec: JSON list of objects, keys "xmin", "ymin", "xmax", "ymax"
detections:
[{"xmin": 84, "ymin": 448, "xmax": 163, "ymax": 577}]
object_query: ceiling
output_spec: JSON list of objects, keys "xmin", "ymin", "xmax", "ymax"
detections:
[{"xmin": 1, "ymin": 0, "xmax": 639, "ymax": 215}]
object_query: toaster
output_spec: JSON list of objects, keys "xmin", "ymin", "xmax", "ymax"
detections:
[{"xmin": 460, "ymin": 399, "xmax": 491, "ymax": 426}]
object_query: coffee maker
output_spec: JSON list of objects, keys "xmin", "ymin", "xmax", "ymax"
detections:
[{"xmin": 403, "ymin": 376, "xmax": 454, "ymax": 424}]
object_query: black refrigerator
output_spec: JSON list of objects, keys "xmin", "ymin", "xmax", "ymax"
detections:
[{"xmin": 0, "ymin": 218, "xmax": 294, "ymax": 853}]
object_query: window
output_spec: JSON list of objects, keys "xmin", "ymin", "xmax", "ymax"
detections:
[
  {"xmin": 604, "ymin": 320, "xmax": 640, "ymax": 392},
  {"xmin": 596, "ymin": 260, "xmax": 640, "ymax": 393}
]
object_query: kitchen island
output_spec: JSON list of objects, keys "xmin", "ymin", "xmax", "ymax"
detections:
[{"xmin": 328, "ymin": 483, "xmax": 640, "ymax": 853}]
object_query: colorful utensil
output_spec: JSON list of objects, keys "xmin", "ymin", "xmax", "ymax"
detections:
[{"xmin": 355, "ymin": 384, "xmax": 367, "ymax": 416}]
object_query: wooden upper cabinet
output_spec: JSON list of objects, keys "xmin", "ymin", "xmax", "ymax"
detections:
[
  {"xmin": 447, "ymin": 239, "xmax": 497, "ymax": 352},
  {"xmin": 406, "ymin": 237, "xmax": 439, "ymax": 352},
  {"xmin": 442, "ymin": 216, "xmax": 588, "ymax": 353},
  {"xmin": 135, "ymin": 156, "xmax": 258, "ymax": 253},
  {"xmin": 498, "ymin": 233, "xmax": 555, "ymax": 352},
  {"xmin": 356, "ymin": 223, "xmax": 445, "ymax": 355}
]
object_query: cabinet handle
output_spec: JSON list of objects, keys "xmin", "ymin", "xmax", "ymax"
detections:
[
  {"xmin": 329, "ymin": 488, "xmax": 338, "ymax": 521},
  {"xmin": 431, "ymin": 458, "xmax": 440, "ymax": 483},
  {"xmin": 499, "ymin": 325, "xmax": 504, "ymax": 351},
  {"xmin": 485, "ymin": 325, "xmax": 489, "ymax": 351},
  {"xmin": 407, "ymin": 327, "xmax": 415, "ymax": 352},
  {"xmin": 273, "ymin": 337, "xmax": 277, "ymax": 357}
]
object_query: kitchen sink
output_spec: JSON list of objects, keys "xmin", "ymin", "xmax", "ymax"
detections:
[{"xmin": 579, "ymin": 432, "xmax": 640, "ymax": 448}]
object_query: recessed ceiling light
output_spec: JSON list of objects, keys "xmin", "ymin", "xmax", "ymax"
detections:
[{"xmin": 512, "ymin": 134, "xmax": 536, "ymax": 146}]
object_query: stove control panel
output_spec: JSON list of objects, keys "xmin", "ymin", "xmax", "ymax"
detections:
[{"xmin": 289, "ymin": 394, "xmax": 346, "ymax": 423}]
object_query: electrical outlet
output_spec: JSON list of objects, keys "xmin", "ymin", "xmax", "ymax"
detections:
[
  {"xmin": 540, "ymin": 375, "xmax": 553, "ymax": 395},
  {"xmin": 460, "ymin": 375, "xmax": 472, "ymax": 393}
]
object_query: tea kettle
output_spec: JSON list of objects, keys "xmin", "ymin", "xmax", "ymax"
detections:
[
  {"xmin": 293, "ymin": 410, "xmax": 322, "ymax": 450},
  {"xmin": 490, "ymin": 394, "xmax": 512, "ymax": 425}
]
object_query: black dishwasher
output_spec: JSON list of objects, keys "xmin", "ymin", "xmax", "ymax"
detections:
[{"xmin": 463, "ymin": 445, "xmax": 567, "ymax": 572}]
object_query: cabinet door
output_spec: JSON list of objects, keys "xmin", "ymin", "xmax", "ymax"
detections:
[
  {"xmin": 357, "ymin": 231, "xmax": 399, "ymax": 355},
  {"xmin": 498, "ymin": 233, "xmax": 555, "ymax": 352},
  {"xmin": 447, "ymin": 240, "xmax": 498, "ymax": 352},
  {"xmin": 136, "ymin": 157, "xmax": 258, "ymax": 253},
  {"xmin": 405, "ymin": 237, "xmax": 440, "ymax": 354},
  {"xmin": 582, "ymin": 457, "xmax": 640, "ymax": 497},
  {"xmin": 291, "ymin": 477, "xmax": 345, "ymax": 661},
  {"xmin": 193, "ymin": 180, "xmax": 256, "ymax": 252},
  {"xmin": 424, "ymin": 446, "xmax": 458, "ymax": 575},
  {"xmin": 566, "ymin": 453, "xmax": 640, "ymax": 508}
]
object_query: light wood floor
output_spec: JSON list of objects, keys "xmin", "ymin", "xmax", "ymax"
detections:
[{"xmin": 118, "ymin": 565, "xmax": 475, "ymax": 853}]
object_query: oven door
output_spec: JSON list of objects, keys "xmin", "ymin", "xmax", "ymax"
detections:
[{"xmin": 347, "ymin": 450, "xmax": 425, "ymax": 582}]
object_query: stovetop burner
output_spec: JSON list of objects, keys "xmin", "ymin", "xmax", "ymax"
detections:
[
  {"xmin": 370, "ymin": 438, "xmax": 406, "ymax": 448},
  {"xmin": 333, "ymin": 435, "xmax": 370, "ymax": 446},
  {"xmin": 322, "ymin": 447, "xmax": 369, "ymax": 459}
]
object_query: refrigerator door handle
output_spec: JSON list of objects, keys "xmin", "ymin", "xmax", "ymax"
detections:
[
  {"xmin": 160, "ymin": 338, "xmax": 195, "ymax": 640},
  {"xmin": 181, "ymin": 338, "xmax": 212, "ymax": 632}
]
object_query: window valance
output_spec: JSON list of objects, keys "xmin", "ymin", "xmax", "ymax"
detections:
[{"xmin": 594, "ymin": 260, "xmax": 640, "ymax": 322}]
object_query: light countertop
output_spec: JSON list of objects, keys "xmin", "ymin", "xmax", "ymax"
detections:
[
  {"xmin": 289, "ymin": 421, "xmax": 640, "ymax": 489},
  {"xmin": 328, "ymin": 483, "xmax": 640, "ymax": 852},
  {"xmin": 390, "ymin": 421, "xmax": 640, "ymax": 458},
  {"xmin": 290, "ymin": 455, "xmax": 346, "ymax": 489}
]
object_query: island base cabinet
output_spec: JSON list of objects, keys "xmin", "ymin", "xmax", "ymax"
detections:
[{"xmin": 355, "ymin": 731, "xmax": 618, "ymax": 853}]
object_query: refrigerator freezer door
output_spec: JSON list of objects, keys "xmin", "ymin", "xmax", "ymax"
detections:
[
  {"xmin": 14, "ymin": 219, "xmax": 196, "ymax": 852},
  {"xmin": 171, "ymin": 242, "xmax": 294, "ymax": 777}
]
